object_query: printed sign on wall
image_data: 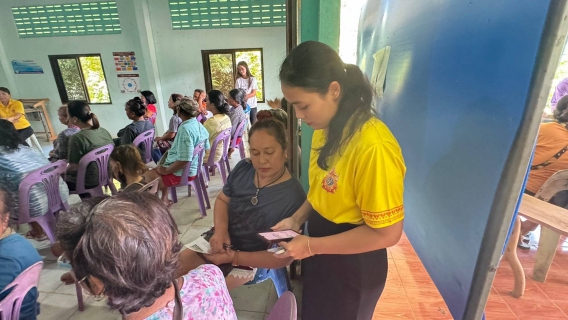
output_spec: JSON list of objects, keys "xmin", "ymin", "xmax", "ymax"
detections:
[
  {"xmin": 11, "ymin": 60, "xmax": 44, "ymax": 74},
  {"xmin": 117, "ymin": 74, "xmax": 141, "ymax": 93},
  {"xmin": 113, "ymin": 51, "xmax": 138, "ymax": 72}
]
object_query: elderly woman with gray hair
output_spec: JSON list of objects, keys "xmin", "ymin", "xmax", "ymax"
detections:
[
  {"xmin": 56, "ymin": 193, "xmax": 236, "ymax": 319},
  {"xmin": 143, "ymin": 97, "xmax": 210, "ymax": 206}
]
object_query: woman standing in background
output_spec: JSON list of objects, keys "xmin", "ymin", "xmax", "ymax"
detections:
[
  {"xmin": 235, "ymin": 61, "xmax": 258, "ymax": 124},
  {"xmin": 0, "ymin": 87, "xmax": 34, "ymax": 146}
]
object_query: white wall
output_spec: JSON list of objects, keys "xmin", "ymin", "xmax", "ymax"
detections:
[{"xmin": 0, "ymin": 0, "xmax": 286, "ymax": 136}]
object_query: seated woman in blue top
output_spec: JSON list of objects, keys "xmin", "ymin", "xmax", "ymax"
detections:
[
  {"xmin": 143, "ymin": 97, "xmax": 210, "ymax": 206},
  {"xmin": 0, "ymin": 186, "xmax": 42, "ymax": 320},
  {"xmin": 0, "ymin": 119, "xmax": 69, "ymax": 241},
  {"xmin": 177, "ymin": 116, "xmax": 306, "ymax": 290}
]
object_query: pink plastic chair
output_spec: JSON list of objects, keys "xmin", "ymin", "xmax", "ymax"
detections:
[
  {"xmin": 169, "ymin": 141, "xmax": 210, "ymax": 217},
  {"xmin": 230, "ymin": 118, "xmax": 248, "ymax": 160},
  {"xmin": 18, "ymin": 160, "xmax": 69, "ymax": 243},
  {"xmin": 204, "ymin": 128, "xmax": 232, "ymax": 185},
  {"xmin": 132, "ymin": 128, "xmax": 155, "ymax": 164},
  {"xmin": 0, "ymin": 261, "xmax": 43, "ymax": 320},
  {"xmin": 266, "ymin": 291, "xmax": 297, "ymax": 320},
  {"xmin": 70, "ymin": 144, "xmax": 118, "ymax": 198}
]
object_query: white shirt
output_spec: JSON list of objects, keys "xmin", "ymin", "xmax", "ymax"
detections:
[{"xmin": 235, "ymin": 77, "xmax": 258, "ymax": 108}]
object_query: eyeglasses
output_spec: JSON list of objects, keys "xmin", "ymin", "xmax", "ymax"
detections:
[{"xmin": 77, "ymin": 274, "xmax": 105, "ymax": 300}]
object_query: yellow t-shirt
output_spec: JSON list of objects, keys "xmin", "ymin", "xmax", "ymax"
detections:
[
  {"xmin": 308, "ymin": 117, "xmax": 406, "ymax": 228},
  {"xmin": 0, "ymin": 99, "xmax": 30, "ymax": 130}
]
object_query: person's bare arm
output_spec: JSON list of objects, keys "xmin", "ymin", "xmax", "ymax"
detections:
[
  {"xmin": 277, "ymin": 221, "xmax": 403, "ymax": 260},
  {"xmin": 155, "ymin": 132, "xmax": 176, "ymax": 141},
  {"xmin": 161, "ymin": 161, "xmax": 188, "ymax": 175},
  {"xmin": 272, "ymin": 199, "xmax": 313, "ymax": 231},
  {"xmin": 245, "ymin": 89, "xmax": 257, "ymax": 100},
  {"xmin": 3, "ymin": 113, "xmax": 23, "ymax": 123}
]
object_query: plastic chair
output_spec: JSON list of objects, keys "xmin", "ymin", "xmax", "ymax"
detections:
[
  {"xmin": 245, "ymin": 268, "xmax": 292, "ymax": 298},
  {"xmin": 230, "ymin": 118, "xmax": 248, "ymax": 160},
  {"xmin": 70, "ymin": 144, "xmax": 118, "ymax": 198},
  {"xmin": 138, "ymin": 177, "xmax": 160, "ymax": 194},
  {"xmin": 168, "ymin": 141, "xmax": 209, "ymax": 217},
  {"xmin": 0, "ymin": 261, "xmax": 43, "ymax": 320},
  {"xmin": 266, "ymin": 291, "xmax": 297, "ymax": 320},
  {"xmin": 18, "ymin": 160, "xmax": 69, "ymax": 244},
  {"xmin": 131, "ymin": 128, "xmax": 155, "ymax": 164},
  {"xmin": 203, "ymin": 128, "xmax": 232, "ymax": 185}
]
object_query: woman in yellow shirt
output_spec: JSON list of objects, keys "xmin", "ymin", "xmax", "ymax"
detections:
[
  {"xmin": 0, "ymin": 87, "xmax": 34, "ymax": 146},
  {"xmin": 273, "ymin": 41, "xmax": 406, "ymax": 320}
]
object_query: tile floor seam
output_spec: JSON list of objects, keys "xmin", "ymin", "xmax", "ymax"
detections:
[
  {"xmin": 392, "ymin": 257, "xmax": 419, "ymax": 320},
  {"xmin": 495, "ymin": 288, "xmax": 520, "ymax": 320}
]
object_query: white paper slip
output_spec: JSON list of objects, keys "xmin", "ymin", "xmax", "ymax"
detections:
[{"xmin": 185, "ymin": 237, "xmax": 212, "ymax": 254}]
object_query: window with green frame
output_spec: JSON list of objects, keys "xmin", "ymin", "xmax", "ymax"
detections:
[
  {"xmin": 202, "ymin": 49, "xmax": 265, "ymax": 102},
  {"xmin": 11, "ymin": 1, "xmax": 121, "ymax": 38},
  {"xmin": 169, "ymin": 0, "xmax": 286, "ymax": 30}
]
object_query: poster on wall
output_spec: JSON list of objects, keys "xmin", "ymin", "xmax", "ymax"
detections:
[
  {"xmin": 113, "ymin": 51, "xmax": 138, "ymax": 72},
  {"xmin": 11, "ymin": 60, "xmax": 44, "ymax": 74},
  {"xmin": 117, "ymin": 74, "xmax": 141, "ymax": 93}
]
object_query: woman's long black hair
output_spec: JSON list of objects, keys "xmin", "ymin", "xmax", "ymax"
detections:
[
  {"xmin": 0, "ymin": 119, "xmax": 21, "ymax": 150},
  {"xmin": 279, "ymin": 41, "xmax": 374, "ymax": 170}
]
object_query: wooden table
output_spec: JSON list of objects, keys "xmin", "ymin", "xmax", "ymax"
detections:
[
  {"xmin": 503, "ymin": 194, "xmax": 568, "ymax": 297},
  {"xmin": 20, "ymin": 98, "xmax": 56, "ymax": 142}
]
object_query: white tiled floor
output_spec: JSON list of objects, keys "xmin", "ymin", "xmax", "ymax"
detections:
[{"xmin": 28, "ymin": 145, "xmax": 300, "ymax": 320}]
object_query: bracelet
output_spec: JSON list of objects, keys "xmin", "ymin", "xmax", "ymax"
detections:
[{"xmin": 307, "ymin": 237, "xmax": 314, "ymax": 256}]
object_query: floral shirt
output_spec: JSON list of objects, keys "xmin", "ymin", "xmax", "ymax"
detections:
[{"xmin": 145, "ymin": 265, "xmax": 237, "ymax": 320}]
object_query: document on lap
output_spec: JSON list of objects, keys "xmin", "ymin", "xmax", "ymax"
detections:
[{"xmin": 185, "ymin": 237, "xmax": 212, "ymax": 254}]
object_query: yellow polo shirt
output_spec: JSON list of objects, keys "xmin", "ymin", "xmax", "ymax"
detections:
[
  {"xmin": 0, "ymin": 99, "xmax": 30, "ymax": 130},
  {"xmin": 308, "ymin": 117, "xmax": 406, "ymax": 228}
]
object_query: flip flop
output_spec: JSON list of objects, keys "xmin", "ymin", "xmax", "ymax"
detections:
[
  {"xmin": 164, "ymin": 200, "xmax": 173, "ymax": 208},
  {"xmin": 60, "ymin": 272, "xmax": 76, "ymax": 285},
  {"xmin": 25, "ymin": 231, "xmax": 48, "ymax": 242}
]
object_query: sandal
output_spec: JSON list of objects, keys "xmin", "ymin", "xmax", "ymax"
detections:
[
  {"xmin": 25, "ymin": 231, "xmax": 48, "ymax": 242},
  {"xmin": 164, "ymin": 200, "xmax": 173, "ymax": 208},
  {"xmin": 60, "ymin": 272, "xmax": 76, "ymax": 285}
]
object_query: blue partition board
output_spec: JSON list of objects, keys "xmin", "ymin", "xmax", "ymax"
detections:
[{"xmin": 358, "ymin": 1, "xmax": 552, "ymax": 318}]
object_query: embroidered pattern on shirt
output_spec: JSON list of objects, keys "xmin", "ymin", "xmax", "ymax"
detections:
[
  {"xmin": 362, "ymin": 205, "xmax": 404, "ymax": 227},
  {"xmin": 321, "ymin": 168, "xmax": 339, "ymax": 194}
]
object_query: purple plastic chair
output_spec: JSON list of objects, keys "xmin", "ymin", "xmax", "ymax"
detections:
[
  {"xmin": 18, "ymin": 160, "xmax": 69, "ymax": 244},
  {"xmin": 266, "ymin": 291, "xmax": 297, "ymax": 320},
  {"xmin": 70, "ymin": 144, "xmax": 117, "ymax": 198},
  {"xmin": 168, "ymin": 141, "xmax": 209, "ymax": 217},
  {"xmin": 230, "ymin": 118, "xmax": 248, "ymax": 160},
  {"xmin": 131, "ymin": 128, "xmax": 155, "ymax": 164},
  {"xmin": 147, "ymin": 112, "xmax": 157, "ymax": 125},
  {"xmin": 204, "ymin": 128, "xmax": 232, "ymax": 185},
  {"xmin": 0, "ymin": 261, "xmax": 43, "ymax": 320}
]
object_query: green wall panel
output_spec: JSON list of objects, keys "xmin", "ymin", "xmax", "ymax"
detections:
[
  {"xmin": 169, "ymin": 0, "xmax": 286, "ymax": 30},
  {"xmin": 12, "ymin": 2, "xmax": 121, "ymax": 38}
]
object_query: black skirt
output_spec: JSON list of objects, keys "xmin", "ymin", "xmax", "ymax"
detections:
[{"xmin": 302, "ymin": 210, "xmax": 388, "ymax": 320}]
